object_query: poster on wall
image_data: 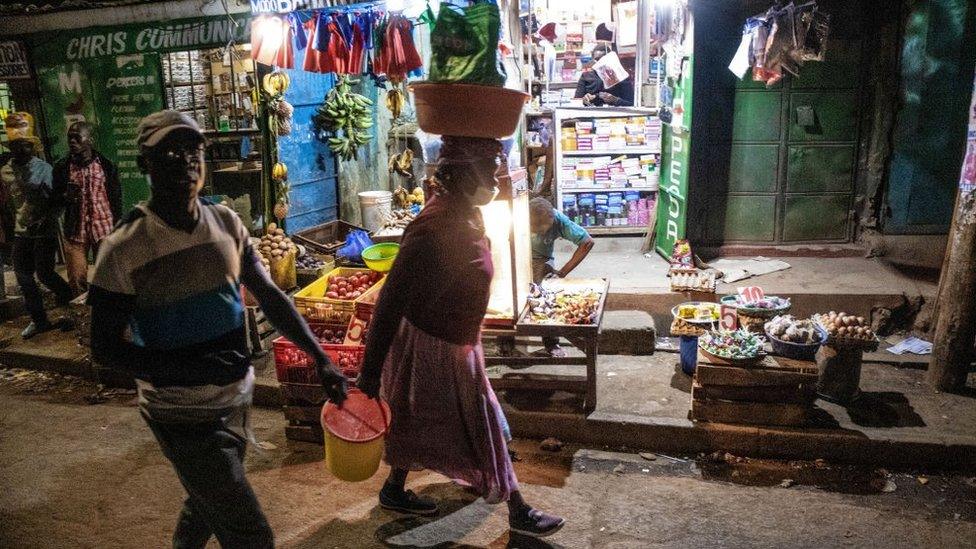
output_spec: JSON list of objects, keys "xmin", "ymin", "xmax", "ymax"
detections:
[
  {"xmin": 37, "ymin": 54, "xmax": 163, "ymax": 209},
  {"xmin": 961, "ymin": 74, "xmax": 976, "ymax": 197},
  {"xmin": 0, "ymin": 41, "xmax": 30, "ymax": 80}
]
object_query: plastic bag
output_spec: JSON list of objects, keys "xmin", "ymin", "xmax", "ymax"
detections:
[
  {"xmin": 337, "ymin": 229, "xmax": 373, "ymax": 261},
  {"xmin": 429, "ymin": 1, "xmax": 506, "ymax": 86}
]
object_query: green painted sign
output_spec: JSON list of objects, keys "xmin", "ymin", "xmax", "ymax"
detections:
[
  {"xmin": 37, "ymin": 54, "xmax": 164, "ymax": 209},
  {"xmin": 27, "ymin": 15, "xmax": 250, "ymax": 63},
  {"xmin": 655, "ymin": 53, "xmax": 694, "ymax": 258}
]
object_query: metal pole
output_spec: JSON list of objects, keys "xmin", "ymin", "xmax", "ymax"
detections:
[{"xmin": 635, "ymin": 0, "xmax": 651, "ymax": 107}]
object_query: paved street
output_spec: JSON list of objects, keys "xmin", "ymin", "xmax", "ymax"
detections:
[{"xmin": 2, "ymin": 369, "xmax": 975, "ymax": 549}]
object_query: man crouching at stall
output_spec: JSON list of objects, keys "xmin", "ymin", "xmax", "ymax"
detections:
[{"xmin": 87, "ymin": 110, "xmax": 348, "ymax": 549}]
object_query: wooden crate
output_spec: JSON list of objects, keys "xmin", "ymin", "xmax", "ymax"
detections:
[
  {"xmin": 691, "ymin": 397, "xmax": 810, "ymax": 427},
  {"xmin": 691, "ymin": 355, "xmax": 818, "ymax": 427}
]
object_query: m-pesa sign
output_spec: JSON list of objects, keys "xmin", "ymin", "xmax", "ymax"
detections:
[{"xmin": 655, "ymin": 55, "xmax": 693, "ymax": 258}]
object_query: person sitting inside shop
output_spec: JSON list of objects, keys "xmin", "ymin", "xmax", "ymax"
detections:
[
  {"xmin": 529, "ymin": 197, "xmax": 594, "ymax": 356},
  {"xmin": 574, "ymin": 44, "xmax": 634, "ymax": 107}
]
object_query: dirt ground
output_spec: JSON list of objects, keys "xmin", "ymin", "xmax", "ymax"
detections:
[{"xmin": 1, "ymin": 369, "xmax": 975, "ymax": 549}]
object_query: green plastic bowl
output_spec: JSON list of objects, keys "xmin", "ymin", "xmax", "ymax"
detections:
[{"xmin": 361, "ymin": 242, "xmax": 400, "ymax": 273}]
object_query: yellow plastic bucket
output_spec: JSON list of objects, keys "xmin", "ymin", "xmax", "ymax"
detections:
[{"xmin": 321, "ymin": 389, "xmax": 391, "ymax": 482}]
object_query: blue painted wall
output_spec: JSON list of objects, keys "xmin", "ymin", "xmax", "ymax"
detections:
[
  {"xmin": 278, "ymin": 47, "xmax": 339, "ymax": 232},
  {"xmin": 884, "ymin": 0, "xmax": 976, "ymax": 234}
]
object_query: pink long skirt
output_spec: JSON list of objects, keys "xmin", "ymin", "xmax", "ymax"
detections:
[{"xmin": 381, "ymin": 319, "xmax": 519, "ymax": 504}]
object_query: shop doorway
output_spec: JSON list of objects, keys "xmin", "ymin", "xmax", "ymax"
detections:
[
  {"xmin": 700, "ymin": 1, "xmax": 866, "ymax": 245},
  {"xmin": 160, "ymin": 45, "xmax": 264, "ymax": 230}
]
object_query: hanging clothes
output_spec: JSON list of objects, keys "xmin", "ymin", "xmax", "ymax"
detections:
[
  {"xmin": 378, "ymin": 14, "xmax": 423, "ymax": 83},
  {"xmin": 326, "ymin": 13, "xmax": 351, "ymax": 74},
  {"xmin": 304, "ymin": 16, "xmax": 335, "ymax": 73},
  {"xmin": 347, "ymin": 11, "xmax": 368, "ymax": 75}
]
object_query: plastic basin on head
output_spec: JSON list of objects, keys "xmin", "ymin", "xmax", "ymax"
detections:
[
  {"xmin": 361, "ymin": 242, "xmax": 400, "ymax": 273},
  {"xmin": 410, "ymin": 82, "xmax": 530, "ymax": 139},
  {"xmin": 321, "ymin": 389, "xmax": 391, "ymax": 482}
]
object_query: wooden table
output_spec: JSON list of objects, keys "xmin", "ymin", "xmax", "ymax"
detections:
[{"xmin": 483, "ymin": 279, "xmax": 607, "ymax": 413}]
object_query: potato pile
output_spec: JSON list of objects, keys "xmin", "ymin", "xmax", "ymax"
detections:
[
  {"xmin": 258, "ymin": 222, "xmax": 296, "ymax": 269},
  {"xmin": 819, "ymin": 311, "xmax": 875, "ymax": 341}
]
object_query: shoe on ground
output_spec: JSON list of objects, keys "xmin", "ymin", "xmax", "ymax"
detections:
[
  {"xmin": 379, "ymin": 485, "xmax": 438, "ymax": 516},
  {"xmin": 21, "ymin": 321, "xmax": 53, "ymax": 339},
  {"xmin": 509, "ymin": 508, "xmax": 565, "ymax": 538}
]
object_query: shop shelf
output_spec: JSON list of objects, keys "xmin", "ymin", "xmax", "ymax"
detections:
[
  {"xmin": 562, "ymin": 148, "xmax": 660, "ymax": 156},
  {"xmin": 560, "ymin": 186, "xmax": 658, "ymax": 193}
]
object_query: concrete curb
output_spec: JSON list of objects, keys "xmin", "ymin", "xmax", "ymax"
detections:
[{"xmin": 501, "ymin": 406, "xmax": 976, "ymax": 470}]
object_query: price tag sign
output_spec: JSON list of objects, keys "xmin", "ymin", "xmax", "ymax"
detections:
[
  {"xmin": 720, "ymin": 305, "xmax": 738, "ymax": 331},
  {"xmin": 343, "ymin": 315, "xmax": 369, "ymax": 345},
  {"xmin": 737, "ymin": 286, "xmax": 765, "ymax": 303}
]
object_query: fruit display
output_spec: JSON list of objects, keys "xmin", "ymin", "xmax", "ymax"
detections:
[
  {"xmin": 815, "ymin": 311, "xmax": 876, "ymax": 343},
  {"xmin": 313, "ymin": 75, "xmax": 374, "ymax": 161},
  {"xmin": 392, "ymin": 184, "xmax": 425, "ymax": 209},
  {"xmin": 258, "ymin": 223, "xmax": 296, "ymax": 268},
  {"xmin": 310, "ymin": 324, "xmax": 346, "ymax": 345},
  {"xmin": 389, "ymin": 149, "xmax": 415, "ymax": 179},
  {"xmin": 765, "ymin": 315, "xmax": 823, "ymax": 345},
  {"xmin": 296, "ymin": 253, "xmax": 328, "ymax": 271},
  {"xmin": 262, "ymin": 71, "xmax": 290, "ymax": 96},
  {"xmin": 386, "ymin": 84, "xmax": 406, "ymax": 119},
  {"xmin": 323, "ymin": 271, "xmax": 382, "ymax": 301},
  {"xmin": 673, "ymin": 302, "xmax": 720, "ymax": 323},
  {"xmin": 526, "ymin": 283, "xmax": 602, "ymax": 325},
  {"xmin": 331, "ymin": 348, "xmax": 363, "ymax": 375},
  {"xmin": 699, "ymin": 329, "xmax": 765, "ymax": 360}
]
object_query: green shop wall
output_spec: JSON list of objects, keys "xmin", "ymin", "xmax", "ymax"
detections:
[
  {"xmin": 885, "ymin": 0, "xmax": 976, "ymax": 234},
  {"xmin": 24, "ymin": 14, "xmax": 250, "ymax": 211},
  {"xmin": 37, "ymin": 56, "xmax": 164, "ymax": 209}
]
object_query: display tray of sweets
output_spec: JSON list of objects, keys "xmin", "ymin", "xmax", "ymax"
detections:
[
  {"xmin": 720, "ymin": 294, "xmax": 791, "ymax": 319},
  {"xmin": 698, "ymin": 329, "xmax": 766, "ymax": 367},
  {"xmin": 671, "ymin": 301, "xmax": 720, "ymax": 325},
  {"xmin": 670, "ymin": 317, "xmax": 707, "ymax": 337},
  {"xmin": 517, "ymin": 278, "xmax": 608, "ymax": 336}
]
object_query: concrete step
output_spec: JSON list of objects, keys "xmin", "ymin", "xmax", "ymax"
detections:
[{"xmin": 598, "ymin": 310, "xmax": 656, "ymax": 355}]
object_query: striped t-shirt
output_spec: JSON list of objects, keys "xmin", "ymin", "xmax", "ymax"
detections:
[{"xmin": 88, "ymin": 201, "xmax": 254, "ymax": 423}]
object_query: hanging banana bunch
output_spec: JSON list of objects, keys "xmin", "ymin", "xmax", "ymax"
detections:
[
  {"xmin": 312, "ymin": 76, "xmax": 374, "ymax": 161},
  {"xmin": 264, "ymin": 70, "xmax": 294, "ymax": 136},
  {"xmin": 386, "ymin": 82, "xmax": 406, "ymax": 120}
]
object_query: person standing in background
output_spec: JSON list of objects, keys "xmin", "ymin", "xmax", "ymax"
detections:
[
  {"xmin": 574, "ymin": 44, "xmax": 635, "ymax": 107},
  {"xmin": 53, "ymin": 121, "xmax": 122, "ymax": 293},
  {"xmin": 0, "ymin": 114, "xmax": 75, "ymax": 339}
]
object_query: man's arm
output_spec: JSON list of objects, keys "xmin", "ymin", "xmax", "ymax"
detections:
[
  {"xmin": 556, "ymin": 236, "xmax": 594, "ymax": 277},
  {"xmin": 88, "ymin": 285, "xmax": 163, "ymax": 376},
  {"xmin": 239, "ymin": 244, "xmax": 347, "ymax": 403},
  {"xmin": 103, "ymin": 156, "xmax": 124, "ymax": 221}
]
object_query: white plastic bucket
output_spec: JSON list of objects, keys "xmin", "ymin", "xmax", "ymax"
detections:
[{"xmin": 358, "ymin": 191, "xmax": 392, "ymax": 232}]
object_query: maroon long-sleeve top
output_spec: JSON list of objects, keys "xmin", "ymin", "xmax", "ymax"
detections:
[{"xmin": 361, "ymin": 193, "xmax": 494, "ymax": 378}]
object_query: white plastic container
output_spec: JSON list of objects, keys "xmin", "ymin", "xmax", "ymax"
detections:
[{"xmin": 358, "ymin": 191, "xmax": 393, "ymax": 232}]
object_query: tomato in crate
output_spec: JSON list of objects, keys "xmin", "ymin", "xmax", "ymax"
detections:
[{"xmin": 323, "ymin": 344, "xmax": 366, "ymax": 378}]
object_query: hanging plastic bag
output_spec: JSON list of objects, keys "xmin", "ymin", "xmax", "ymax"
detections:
[
  {"xmin": 337, "ymin": 229, "xmax": 374, "ymax": 261},
  {"xmin": 428, "ymin": 1, "xmax": 506, "ymax": 86}
]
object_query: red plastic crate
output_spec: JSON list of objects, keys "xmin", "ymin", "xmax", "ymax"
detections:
[{"xmin": 273, "ymin": 337, "xmax": 365, "ymax": 383}]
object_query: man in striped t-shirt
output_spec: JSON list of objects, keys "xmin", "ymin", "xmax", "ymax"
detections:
[{"xmin": 88, "ymin": 110, "xmax": 347, "ymax": 548}]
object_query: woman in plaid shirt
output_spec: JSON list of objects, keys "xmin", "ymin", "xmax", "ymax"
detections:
[{"xmin": 52, "ymin": 121, "xmax": 123, "ymax": 293}]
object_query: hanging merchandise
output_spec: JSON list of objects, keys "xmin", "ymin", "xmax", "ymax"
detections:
[
  {"xmin": 264, "ymin": 70, "xmax": 294, "ymax": 136},
  {"xmin": 304, "ymin": 13, "xmax": 336, "ymax": 73},
  {"xmin": 373, "ymin": 12, "xmax": 423, "ymax": 119},
  {"xmin": 252, "ymin": 15, "xmax": 295, "ymax": 68},
  {"xmin": 731, "ymin": 1, "xmax": 831, "ymax": 86},
  {"xmin": 428, "ymin": 0, "xmax": 506, "ymax": 86},
  {"xmin": 313, "ymin": 75, "xmax": 375, "ymax": 160}
]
